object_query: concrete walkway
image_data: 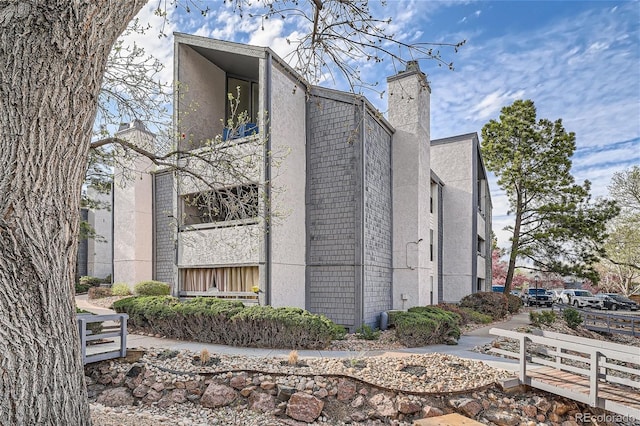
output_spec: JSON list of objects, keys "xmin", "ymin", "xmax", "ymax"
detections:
[{"xmin": 75, "ymin": 295, "xmax": 528, "ymax": 372}]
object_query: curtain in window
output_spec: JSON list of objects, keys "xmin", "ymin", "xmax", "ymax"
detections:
[
  {"xmin": 181, "ymin": 266, "xmax": 258, "ymax": 292},
  {"xmin": 182, "ymin": 268, "xmax": 215, "ymax": 292}
]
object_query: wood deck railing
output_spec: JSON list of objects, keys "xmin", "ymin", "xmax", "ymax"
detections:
[
  {"xmin": 77, "ymin": 313, "xmax": 128, "ymax": 365},
  {"xmin": 489, "ymin": 328, "xmax": 640, "ymax": 420},
  {"xmin": 553, "ymin": 305, "xmax": 639, "ymax": 337}
]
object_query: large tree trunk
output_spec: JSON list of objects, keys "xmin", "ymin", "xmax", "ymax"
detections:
[
  {"xmin": 0, "ymin": 2, "xmax": 144, "ymax": 424},
  {"xmin": 504, "ymin": 192, "xmax": 523, "ymax": 293}
]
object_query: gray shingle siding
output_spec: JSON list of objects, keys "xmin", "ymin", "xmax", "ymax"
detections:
[
  {"xmin": 153, "ymin": 171, "xmax": 175, "ymax": 286},
  {"xmin": 363, "ymin": 112, "xmax": 393, "ymax": 326},
  {"xmin": 306, "ymin": 89, "xmax": 393, "ymax": 330},
  {"xmin": 306, "ymin": 91, "xmax": 361, "ymax": 328}
]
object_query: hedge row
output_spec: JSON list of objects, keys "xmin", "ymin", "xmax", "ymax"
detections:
[
  {"xmin": 113, "ymin": 296, "xmax": 343, "ymax": 349},
  {"xmin": 388, "ymin": 306, "xmax": 461, "ymax": 347}
]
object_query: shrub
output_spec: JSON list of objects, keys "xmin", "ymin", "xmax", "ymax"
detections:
[
  {"xmin": 438, "ymin": 303, "xmax": 492, "ymax": 325},
  {"xmin": 563, "ymin": 308, "xmax": 583, "ymax": 329},
  {"xmin": 111, "ymin": 282, "xmax": 132, "ymax": 296},
  {"xmin": 506, "ymin": 294, "xmax": 523, "ymax": 314},
  {"xmin": 134, "ymin": 280, "xmax": 171, "ymax": 296},
  {"xmin": 355, "ymin": 325, "xmax": 380, "ymax": 340},
  {"xmin": 75, "ymin": 282, "xmax": 91, "ymax": 294},
  {"xmin": 529, "ymin": 310, "xmax": 557, "ymax": 327},
  {"xmin": 113, "ymin": 296, "xmax": 339, "ymax": 349},
  {"xmin": 460, "ymin": 292, "xmax": 509, "ymax": 320},
  {"xmin": 228, "ymin": 305, "xmax": 338, "ymax": 349},
  {"xmin": 88, "ymin": 286, "xmax": 112, "ymax": 299},
  {"xmin": 79, "ymin": 276, "xmax": 107, "ymax": 287},
  {"xmin": 331, "ymin": 324, "xmax": 347, "ymax": 340},
  {"xmin": 389, "ymin": 307, "xmax": 461, "ymax": 347}
]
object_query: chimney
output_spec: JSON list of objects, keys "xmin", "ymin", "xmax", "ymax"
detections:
[{"xmin": 387, "ymin": 59, "xmax": 432, "ymax": 309}]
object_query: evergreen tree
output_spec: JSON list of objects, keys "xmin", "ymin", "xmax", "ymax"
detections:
[{"xmin": 481, "ymin": 99, "xmax": 618, "ymax": 292}]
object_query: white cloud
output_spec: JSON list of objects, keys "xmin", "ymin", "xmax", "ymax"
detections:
[{"xmin": 468, "ymin": 89, "xmax": 525, "ymax": 121}]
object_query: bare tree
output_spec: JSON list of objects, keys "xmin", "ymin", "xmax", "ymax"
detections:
[
  {"xmin": 597, "ymin": 166, "xmax": 640, "ymax": 295},
  {"xmin": 0, "ymin": 1, "xmax": 463, "ymax": 423}
]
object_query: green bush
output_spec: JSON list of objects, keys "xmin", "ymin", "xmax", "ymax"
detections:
[
  {"xmin": 331, "ymin": 324, "xmax": 348, "ymax": 340},
  {"xmin": 530, "ymin": 310, "xmax": 557, "ymax": 327},
  {"xmin": 79, "ymin": 276, "xmax": 107, "ymax": 287},
  {"xmin": 75, "ymin": 282, "xmax": 91, "ymax": 294},
  {"xmin": 134, "ymin": 280, "xmax": 171, "ymax": 296},
  {"xmin": 113, "ymin": 296, "xmax": 339, "ymax": 349},
  {"xmin": 460, "ymin": 292, "xmax": 509, "ymax": 320},
  {"xmin": 355, "ymin": 325, "xmax": 380, "ymax": 340},
  {"xmin": 389, "ymin": 307, "xmax": 461, "ymax": 347},
  {"xmin": 563, "ymin": 308, "xmax": 583, "ymax": 329},
  {"xmin": 111, "ymin": 282, "xmax": 132, "ymax": 296},
  {"xmin": 438, "ymin": 303, "xmax": 492, "ymax": 325},
  {"xmin": 88, "ymin": 287, "xmax": 112, "ymax": 299}
]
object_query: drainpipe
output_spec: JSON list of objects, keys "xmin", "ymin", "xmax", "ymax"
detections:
[
  {"xmin": 110, "ymin": 181, "xmax": 115, "ymax": 285},
  {"xmin": 360, "ymin": 98, "xmax": 366, "ymax": 327},
  {"xmin": 264, "ymin": 52, "xmax": 273, "ymax": 306}
]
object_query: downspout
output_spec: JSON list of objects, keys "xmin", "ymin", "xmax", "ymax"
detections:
[
  {"xmin": 360, "ymin": 98, "xmax": 366, "ymax": 327},
  {"xmin": 471, "ymin": 140, "xmax": 478, "ymax": 293},
  {"xmin": 110, "ymin": 181, "xmax": 115, "ymax": 285},
  {"xmin": 151, "ymin": 173, "xmax": 156, "ymax": 280},
  {"xmin": 264, "ymin": 52, "xmax": 273, "ymax": 305},
  {"xmin": 389, "ymin": 123, "xmax": 393, "ymax": 313}
]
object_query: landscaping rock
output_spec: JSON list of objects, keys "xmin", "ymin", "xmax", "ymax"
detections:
[
  {"xmin": 285, "ymin": 392, "xmax": 324, "ymax": 423},
  {"xmin": 96, "ymin": 387, "xmax": 134, "ymax": 407},
  {"xmin": 200, "ymin": 384, "xmax": 237, "ymax": 408}
]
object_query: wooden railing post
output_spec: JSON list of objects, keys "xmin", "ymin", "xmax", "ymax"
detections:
[
  {"xmin": 589, "ymin": 349, "xmax": 599, "ymax": 407},
  {"xmin": 519, "ymin": 334, "xmax": 527, "ymax": 383},
  {"xmin": 78, "ymin": 317, "xmax": 87, "ymax": 365},
  {"xmin": 119, "ymin": 315, "xmax": 128, "ymax": 358}
]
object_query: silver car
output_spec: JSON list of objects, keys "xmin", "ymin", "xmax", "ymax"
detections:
[{"xmin": 559, "ymin": 289, "xmax": 600, "ymax": 308}]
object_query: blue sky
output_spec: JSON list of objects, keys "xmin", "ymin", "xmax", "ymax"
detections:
[{"xmin": 124, "ymin": 0, "xmax": 640, "ymax": 249}]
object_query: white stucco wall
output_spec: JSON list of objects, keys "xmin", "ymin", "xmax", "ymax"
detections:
[
  {"xmin": 431, "ymin": 137, "xmax": 474, "ymax": 303},
  {"xmin": 387, "ymin": 68, "xmax": 433, "ymax": 309},
  {"xmin": 86, "ymin": 187, "xmax": 112, "ymax": 279},
  {"xmin": 113, "ymin": 127, "xmax": 155, "ymax": 287},
  {"xmin": 176, "ymin": 44, "xmax": 226, "ymax": 146},
  {"xmin": 430, "ymin": 182, "xmax": 441, "ymax": 304},
  {"xmin": 268, "ymin": 61, "xmax": 307, "ymax": 309}
]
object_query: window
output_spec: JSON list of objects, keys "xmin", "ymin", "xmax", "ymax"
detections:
[
  {"xmin": 180, "ymin": 266, "xmax": 258, "ymax": 292},
  {"xmin": 182, "ymin": 184, "xmax": 258, "ymax": 226},
  {"xmin": 430, "ymin": 229, "xmax": 434, "ymax": 261},
  {"xmin": 477, "ymin": 236, "xmax": 485, "ymax": 255},
  {"xmin": 226, "ymin": 77, "xmax": 259, "ymax": 125}
]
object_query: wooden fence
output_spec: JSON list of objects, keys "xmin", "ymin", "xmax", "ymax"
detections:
[
  {"xmin": 553, "ymin": 304, "xmax": 639, "ymax": 337},
  {"xmin": 77, "ymin": 313, "xmax": 128, "ymax": 365}
]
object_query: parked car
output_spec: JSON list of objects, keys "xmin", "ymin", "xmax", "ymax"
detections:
[
  {"xmin": 559, "ymin": 289, "xmax": 600, "ymax": 309},
  {"xmin": 522, "ymin": 288, "xmax": 553, "ymax": 307},
  {"xmin": 546, "ymin": 289, "xmax": 563, "ymax": 303},
  {"xmin": 510, "ymin": 289, "xmax": 521, "ymax": 297},
  {"xmin": 596, "ymin": 293, "xmax": 639, "ymax": 311}
]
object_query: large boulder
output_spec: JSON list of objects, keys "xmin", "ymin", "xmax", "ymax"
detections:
[
  {"xmin": 200, "ymin": 384, "xmax": 237, "ymax": 408},
  {"xmin": 96, "ymin": 387, "xmax": 134, "ymax": 407},
  {"xmin": 286, "ymin": 392, "xmax": 324, "ymax": 423}
]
